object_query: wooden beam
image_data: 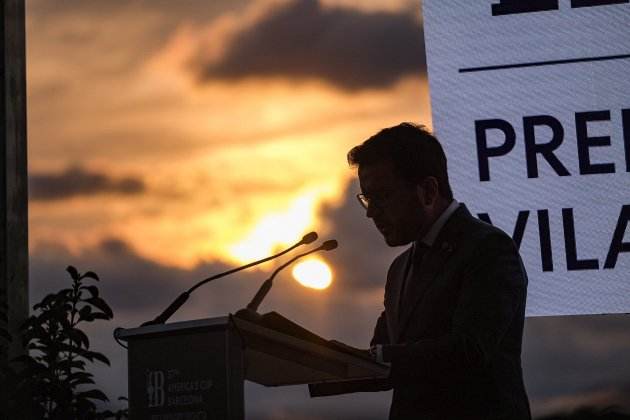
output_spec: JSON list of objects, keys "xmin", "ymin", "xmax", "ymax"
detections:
[{"xmin": 0, "ymin": 0, "xmax": 28, "ymax": 362}]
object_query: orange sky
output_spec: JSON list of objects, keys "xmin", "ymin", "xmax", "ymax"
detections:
[{"xmin": 26, "ymin": 0, "xmax": 430, "ymax": 268}]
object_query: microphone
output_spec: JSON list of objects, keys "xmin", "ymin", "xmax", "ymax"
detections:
[
  {"xmin": 141, "ymin": 231, "xmax": 319, "ymax": 326},
  {"xmin": 244, "ymin": 239, "xmax": 338, "ymax": 313}
]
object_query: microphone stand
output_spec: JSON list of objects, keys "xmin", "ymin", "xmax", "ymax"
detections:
[
  {"xmin": 241, "ymin": 239, "xmax": 338, "ymax": 316},
  {"xmin": 141, "ymin": 232, "xmax": 318, "ymax": 326}
]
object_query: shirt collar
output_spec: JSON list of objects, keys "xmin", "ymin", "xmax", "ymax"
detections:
[{"xmin": 419, "ymin": 199, "xmax": 459, "ymax": 247}]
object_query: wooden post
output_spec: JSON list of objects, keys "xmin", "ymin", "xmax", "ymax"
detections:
[{"xmin": 0, "ymin": 0, "xmax": 28, "ymax": 363}]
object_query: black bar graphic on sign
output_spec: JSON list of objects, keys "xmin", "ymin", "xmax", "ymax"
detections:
[
  {"xmin": 492, "ymin": 0, "xmax": 558, "ymax": 15},
  {"xmin": 459, "ymin": 53, "xmax": 630, "ymax": 73},
  {"xmin": 571, "ymin": 0, "xmax": 628, "ymax": 7}
]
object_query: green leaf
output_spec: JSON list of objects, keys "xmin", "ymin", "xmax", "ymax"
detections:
[
  {"xmin": 69, "ymin": 371, "xmax": 95, "ymax": 386},
  {"xmin": 58, "ymin": 359, "xmax": 86, "ymax": 371},
  {"xmin": 27, "ymin": 343, "xmax": 48, "ymax": 352},
  {"xmin": 81, "ymin": 285, "xmax": 100, "ymax": 298},
  {"xmin": 66, "ymin": 265, "xmax": 80, "ymax": 280},
  {"xmin": 79, "ymin": 305, "xmax": 93, "ymax": 321},
  {"xmin": 58, "ymin": 356, "xmax": 85, "ymax": 367},
  {"xmin": 65, "ymin": 327, "xmax": 90, "ymax": 349},
  {"xmin": 82, "ymin": 350, "xmax": 111, "ymax": 366},
  {"xmin": 34, "ymin": 293, "xmax": 58, "ymax": 310},
  {"xmin": 77, "ymin": 388, "xmax": 109, "ymax": 402},
  {"xmin": 84, "ymin": 297, "xmax": 114, "ymax": 319},
  {"xmin": 81, "ymin": 271, "xmax": 100, "ymax": 281}
]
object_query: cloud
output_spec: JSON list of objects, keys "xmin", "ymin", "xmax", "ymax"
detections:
[
  {"xmin": 533, "ymin": 384, "xmax": 630, "ymax": 418},
  {"xmin": 29, "ymin": 166, "xmax": 145, "ymax": 201},
  {"xmin": 30, "ymin": 237, "xmax": 257, "ymax": 318},
  {"xmin": 193, "ymin": 0, "xmax": 426, "ymax": 91},
  {"xmin": 523, "ymin": 314, "xmax": 630, "ymax": 412}
]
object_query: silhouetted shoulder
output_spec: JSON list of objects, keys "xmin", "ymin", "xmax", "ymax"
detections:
[{"xmin": 463, "ymin": 212, "xmax": 519, "ymax": 254}]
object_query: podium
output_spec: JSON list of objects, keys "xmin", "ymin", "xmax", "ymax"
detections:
[{"xmin": 116, "ymin": 312, "xmax": 389, "ymax": 419}]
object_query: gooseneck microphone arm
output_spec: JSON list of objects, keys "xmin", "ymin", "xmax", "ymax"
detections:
[
  {"xmin": 246, "ymin": 239, "xmax": 338, "ymax": 313},
  {"xmin": 141, "ymin": 232, "xmax": 319, "ymax": 326},
  {"xmin": 189, "ymin": 231, "xmax": 318, "ymax": 294}
]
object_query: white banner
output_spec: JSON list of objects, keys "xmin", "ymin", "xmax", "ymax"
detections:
[{"xmin": 423, "ymin": 0, "xmax": 630, "ymax": 316}]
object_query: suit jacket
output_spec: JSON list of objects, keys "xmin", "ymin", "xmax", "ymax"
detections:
[{"xmin": 370, "ymin": 204, "xmax": 531, "ymax": 420}]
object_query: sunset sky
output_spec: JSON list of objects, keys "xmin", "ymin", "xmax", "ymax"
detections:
[{"xmin": 25, "ymin": 0, "xmax": 630, "ymax": 418}]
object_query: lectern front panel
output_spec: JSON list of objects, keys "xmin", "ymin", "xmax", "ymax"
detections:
[{"xmin": 127, "ymin": 325, "xmax": 244, "ymax": 420}]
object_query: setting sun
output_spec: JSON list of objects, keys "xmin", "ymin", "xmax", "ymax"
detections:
[
  {"xmin": 292, "ymin": 257, "xmax": 333, "ymax": 290},
  {"xmin": 228, "ymin": 192, "xmax": 318, "ymax": 263}
]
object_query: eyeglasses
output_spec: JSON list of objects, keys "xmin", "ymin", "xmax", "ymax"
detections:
[
  {"xmin": 356, "ymin": 192, "xmax": 393, "ymax": 210},
  {"xmin": 357, "ymin": 185, "xmax": 415, "ymax": 210},
  {"xmin": 356, "ymin": 193, "xmax": 370, "ymax": 209},
  {"xmin": 357, "ymin": 179, "xmax": 426, "ymax": 210}
]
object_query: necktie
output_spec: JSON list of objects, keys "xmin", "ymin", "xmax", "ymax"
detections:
[{"xmin": 398, "ymin": 242, "xmax": 430, "ymax": 320}]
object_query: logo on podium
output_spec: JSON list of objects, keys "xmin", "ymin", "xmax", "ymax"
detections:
[{"xmin": 147, "ymin": 370, "xmax": 165, "ymax": 408}]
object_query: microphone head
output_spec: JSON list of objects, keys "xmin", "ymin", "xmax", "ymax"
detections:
[
  {"xmin": 321, "ymin": 239, "xmax": 338, "ymax": 251},
  {"xmin": 301, "ymin": 231, "xmax": 318, "ymax": 244}
]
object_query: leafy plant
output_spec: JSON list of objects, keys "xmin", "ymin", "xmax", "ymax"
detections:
[{"xmin": 5, "ymin": 266, "xmax": 126, "ymax": 419}]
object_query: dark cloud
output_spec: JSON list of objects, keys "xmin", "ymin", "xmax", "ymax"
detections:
[
  {"xmin": 194, "ymin": 0, "xmax": 426, "ymax": 91},
  {"xmin": 29, "ymin": 166, "xmax": 145, "ymax": 201},
  {"xmin": 29, "ymin": 237, "xmax": 259, "ymax": 318},
  {"xmin": 523, "ymin": 314, "xmax": 630, "ymax": 415}
]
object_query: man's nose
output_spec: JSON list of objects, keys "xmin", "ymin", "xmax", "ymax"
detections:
[{"xmin": 366, "ymin": 203, "xmax": 379, "ymax": 219}]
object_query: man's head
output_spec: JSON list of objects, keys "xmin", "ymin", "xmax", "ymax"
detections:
[{"xmin": 348, "ymin": 123, "xmax": 453, "ymax": 247}]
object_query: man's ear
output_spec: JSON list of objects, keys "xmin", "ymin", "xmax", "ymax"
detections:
[{"xmin": 416, "ymin": 177, "xmax": 439, "ymax": 206}]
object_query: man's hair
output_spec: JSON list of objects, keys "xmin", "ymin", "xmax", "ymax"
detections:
[{"xmin": 347, "ymin": 122, "xmax": 454, "ymax": 200}]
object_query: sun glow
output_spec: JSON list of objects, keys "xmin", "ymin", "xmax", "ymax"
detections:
[
  {"xmin": 228, "ymin": 192, "xmax": 319, "ymax": 263},
  {"xmin": 292, "ymin": 257, "xmax": 332, "ymax": 290}
]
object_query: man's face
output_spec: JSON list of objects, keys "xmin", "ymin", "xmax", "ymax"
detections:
[{"xmin": 358, "ymin": 160, "xmax": 427, "ymax": 247}]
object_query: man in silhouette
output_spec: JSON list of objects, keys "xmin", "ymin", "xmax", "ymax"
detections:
[{"xmin": 348, "ymin": 123, "xmax": 531, "ymax": 419}]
